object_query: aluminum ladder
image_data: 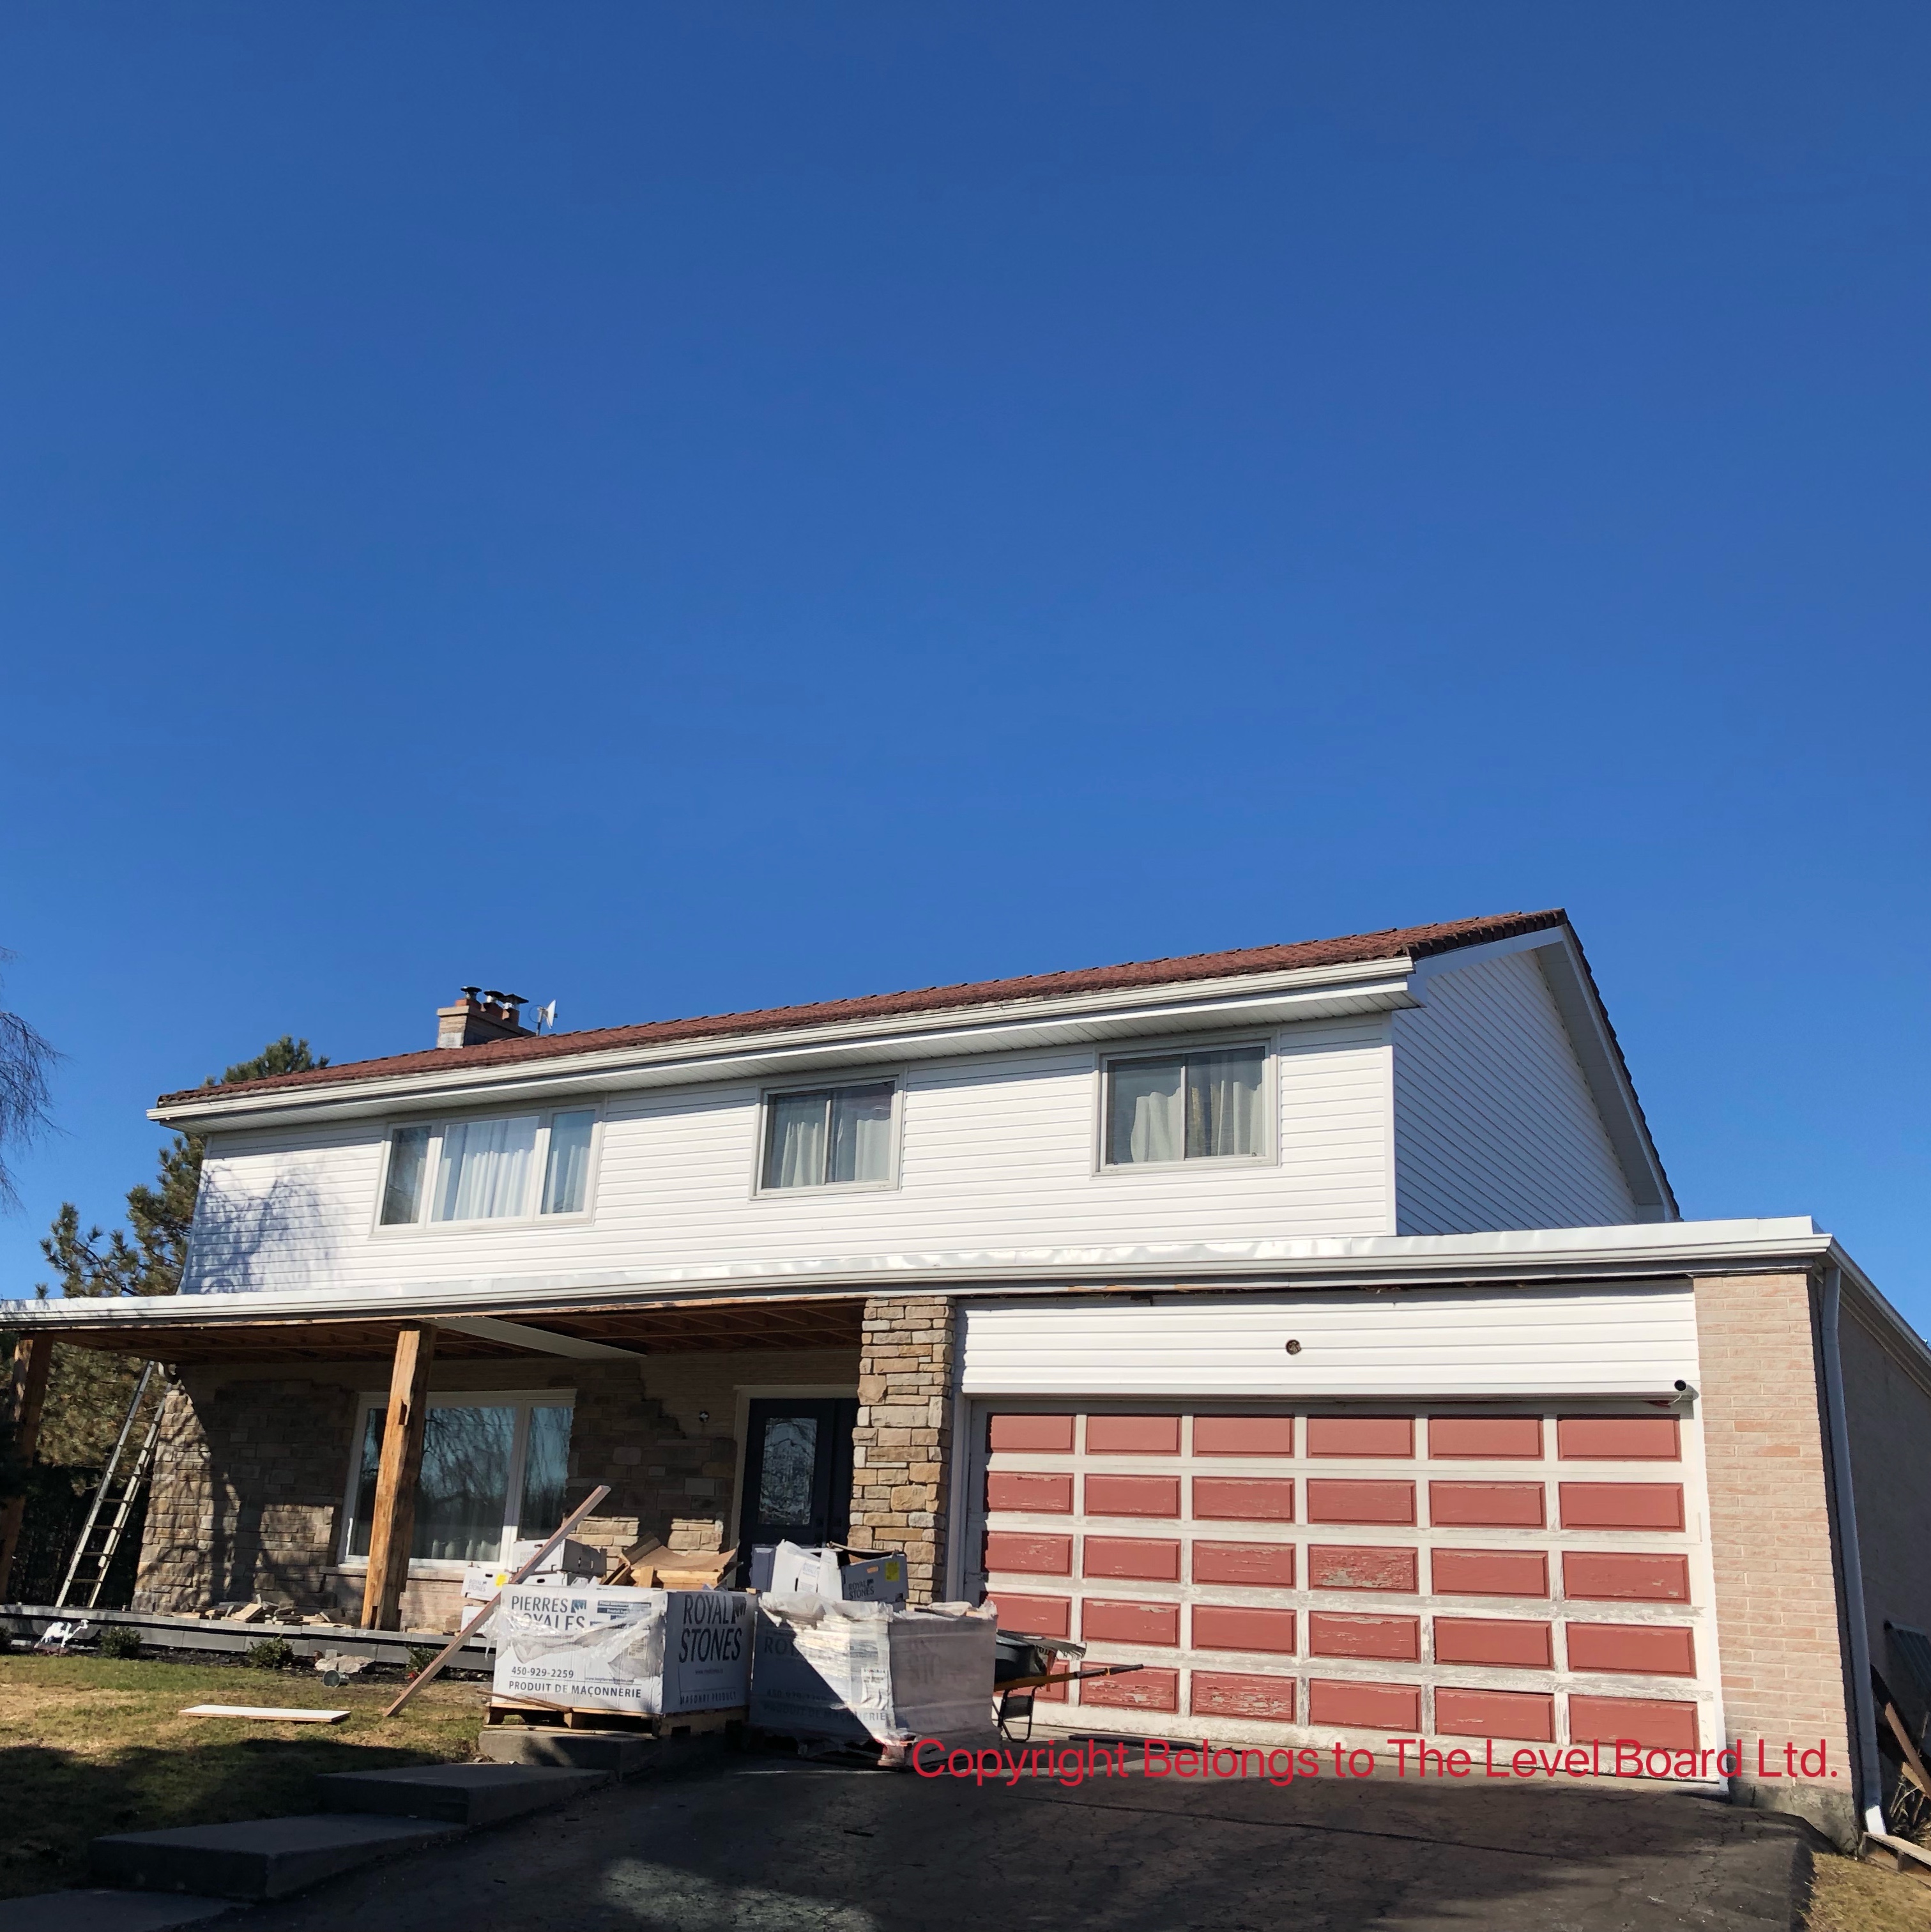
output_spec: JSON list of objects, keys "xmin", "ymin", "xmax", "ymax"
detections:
[{"xmin": 54, "ymin": 1362, "xmax": 164, "ymax": 1609}]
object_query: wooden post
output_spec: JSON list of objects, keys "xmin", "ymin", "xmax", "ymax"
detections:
[
  {"xmin": 360, "ymin": 1324, "xmax": 436, "ymax": 1631},
  {"xmin": 0, "ymin": 1337, "xmax": 54, "ymax": 1602}
]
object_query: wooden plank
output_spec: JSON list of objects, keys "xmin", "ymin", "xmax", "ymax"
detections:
[
  {"xmin": 1879, "ymin": 1697, "xmax": 1931, "ymax": 1800},
  {"xmin": 0, "ymin": 1337, "xmax": 54, "ymax": 1599},
  {"xmin": 359, "ymin": 1323, "xmax": 437, "ymax": 1630},
  {"xmin": 381, "ymin": 1483, "xmax": 610, "ymax": 1719},
  {"xmin": 179, "ymin": 1705, "xmax": 349, "ymax": 1724}
]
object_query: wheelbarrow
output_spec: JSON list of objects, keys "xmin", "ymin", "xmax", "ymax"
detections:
[{"xmin": 994, "ymin": 1630, "xmax": 1145, "ymax": 1740}]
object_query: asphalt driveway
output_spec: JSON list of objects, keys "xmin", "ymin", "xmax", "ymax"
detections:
[{"xmin": 239, "ymin": 1749, "xmax": 1813, "ymax": 1932}]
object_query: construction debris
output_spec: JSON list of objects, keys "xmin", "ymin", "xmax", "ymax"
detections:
[{"xmin": 611, "ymin": 1540, "xmax": 735, "ymax": 1590}]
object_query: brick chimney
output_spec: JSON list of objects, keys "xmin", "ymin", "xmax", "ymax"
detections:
[{"xmin": 436, "ymin": 986, "xmax": 534, "ymax": 1048}]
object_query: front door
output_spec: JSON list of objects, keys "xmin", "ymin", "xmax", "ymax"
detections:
[{"xmin": 738, "ymin": 1397, "xmax": 859, "ymax": 1564}]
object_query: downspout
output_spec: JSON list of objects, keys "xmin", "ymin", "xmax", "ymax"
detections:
[{"xmin": 1819, "ymin": 1263, "xmax": 1886, "ymax": 1838}]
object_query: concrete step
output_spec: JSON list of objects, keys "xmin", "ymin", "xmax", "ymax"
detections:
[
  {"xmin": 477, "ymin": 1725, "xmax": 668, "ymax": 1775},
  {"xmin": 0, "ymin": 1892, "xmax": 236, "ymax": 1932},
  {"xmin": 317, "ymin": 1762, "xmax": 607, "ymax": 1826},
  {"xmin": 90, "ymin": 1814, "xmax": 461, "ymax": 1901}
]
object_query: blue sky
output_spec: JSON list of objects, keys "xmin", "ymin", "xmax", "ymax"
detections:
[{"xmin": 1, "ymin": 7, "xmax": 1925, "ymax": 1317}]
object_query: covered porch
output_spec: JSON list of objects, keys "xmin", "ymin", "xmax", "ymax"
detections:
[{"xmin": 0, "ymin": 1291, "xmax": 956, "ymax": 1630}]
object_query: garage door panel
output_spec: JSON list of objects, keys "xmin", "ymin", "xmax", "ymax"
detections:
[
  {"xmin": 1192, "ymin": 1671, "xmax": 1297, "ymax": 1721},
  {"xmin": 1307, "ymin": 1545, "xmax": 1419, "ymax": 1592},
  {"xmin": 977, "ymin": 1402, "xmax": 1717, "ymax": 1757},
  {"xmin": 1193, "ymin": 1540, "xmax": 1297, "ymax": 1586}
]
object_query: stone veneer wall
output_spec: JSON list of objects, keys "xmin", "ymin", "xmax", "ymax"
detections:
[
  {"xmin": 135, "ymin": 1374, "xmax": 358, "ymax": 1613},
  {"xmin": 134, "ymin": 1355, "xmax": 741, "ymax": 1625},
  {"xmin": 846, "ymin": 1295, "xmax": 957, "ymax": 1604},
  {"xmin": 1693, "ymin": 1269, "xmax": 1859, "ymax": 1846}
]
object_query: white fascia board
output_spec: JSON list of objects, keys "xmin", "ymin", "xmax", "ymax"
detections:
[
  {"xmin": 0, "ymin": 1217, "xmax": 1849, "ymax": 1335},
  {"xmin": 148, "ymin": 956, "xmax": 1424, "ymax": 1132}
]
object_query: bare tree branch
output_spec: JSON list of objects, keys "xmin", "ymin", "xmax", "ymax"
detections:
[{"xmin": 0, "ymin": 949, "xmax": 57, "ymax": 1213}]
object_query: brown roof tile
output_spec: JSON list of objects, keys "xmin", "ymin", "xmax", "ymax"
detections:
[{"xmin": 160, "ymin": 908, "xmax": 1568, "ymax": 1105}]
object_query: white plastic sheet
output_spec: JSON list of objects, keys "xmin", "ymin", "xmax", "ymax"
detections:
[{"xmin": 751, "ymin": 1597, "xmax": 996, "ymax": 1744}]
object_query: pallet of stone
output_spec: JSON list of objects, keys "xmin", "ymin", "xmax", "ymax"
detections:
[{"xmin": 484, "ymin": 1696, "xmax": 745, "ymax": 1738}]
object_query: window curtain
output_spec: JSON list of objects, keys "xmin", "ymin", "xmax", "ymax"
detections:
[
  {"xmin": 1186, "ymin": 1047, "xmax": 1265, "ymax": 1158},
  {"xmin": 1109, "ymin": 1057, "xmax": 1184, "ymax": 1165},
  {"xmin": 765, "ymin": 1092, "xmax": 830, "ymax": 1188},
  {"xmin": 541, "ymin": 1111, "xmax": 595, "ymax": 1215},
  {"xmin": 434, "ymin": 1115, "xmax": 538, "ymax": 1220},
  {"xmin": 828, "ymin": 1084, "xmax": 894, "ymax": 1183}
]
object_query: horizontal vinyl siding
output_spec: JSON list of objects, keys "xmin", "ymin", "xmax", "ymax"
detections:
[
  {"xmin": 182, "ymin": 1017, "xmax": 1393, "ymax": 1294},
  {"xmin": 960, "ymin": 1286, "xmax": 1700, "ymax": 1397},
  {"xmin": 1393, "ymin": 952, "xmax": 1636, "ymax": 1238}
]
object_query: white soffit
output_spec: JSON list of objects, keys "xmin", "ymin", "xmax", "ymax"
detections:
[{"xmin": 0, "ymin": 1217, "xmax": 1842, "ymax": 1335}]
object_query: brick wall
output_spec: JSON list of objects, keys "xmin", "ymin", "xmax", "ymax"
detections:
[
  {"xmin": 847, "ymin": 1295, "xmax": 956, "ymax": 1603},
  {"xmin": 1693, "ymin": 1269, "xmax": 1859, "ymax": 1845}
]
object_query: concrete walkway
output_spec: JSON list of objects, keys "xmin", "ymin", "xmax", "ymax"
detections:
[{"xmin": 231, "ymin": 1751, "xmax": 1815, "ymax": 1932}]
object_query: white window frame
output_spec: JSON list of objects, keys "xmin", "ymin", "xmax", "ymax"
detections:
[
  {"xmin": 1095, "ymin": 1034, "xmax": 1278, "ymax": 1174},
  {"xmin": 336, "ymin": 1388, "xmax": 577, "ymax": 1576},
  {"xmin": 752, "ymin": 1072, "xmax": 905, "ymax": 1198},
  {"xmin": 371, "ymin": 1102, "xmax": 604, "ymax": 1235}
]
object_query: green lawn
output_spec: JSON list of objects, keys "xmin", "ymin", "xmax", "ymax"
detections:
[{"xmin": 0, "ymin": 1653, "xmax": 487, "ymax": 1898}]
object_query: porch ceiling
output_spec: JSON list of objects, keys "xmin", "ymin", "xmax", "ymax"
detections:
[{"xmin": 36, "ymin": 1296, "xmax": 867, "ymax": 1364}]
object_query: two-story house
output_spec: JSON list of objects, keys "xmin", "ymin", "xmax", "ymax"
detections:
[{"xmin": 4, "ymin": 907, "xmax": 1926, "ymax": 1846}]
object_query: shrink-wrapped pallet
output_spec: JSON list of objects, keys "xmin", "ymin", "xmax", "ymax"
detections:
[
  {"xmin": 750, "ymin": 1596, "xmax": 996, "ymax": 1744},
  {"xmin": 492, "ymin": 1584, "xmax": 751, "ymax": 1715}
]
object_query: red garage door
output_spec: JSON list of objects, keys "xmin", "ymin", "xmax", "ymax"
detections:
[{"xmin": 972, "ymin": 1406, "xmax": 1718, "ymax": 1756}]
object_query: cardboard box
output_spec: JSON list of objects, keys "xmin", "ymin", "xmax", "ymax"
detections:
[
  {"xmin": 768, "ymin": 1542, "xmax": 844, "ymax": 1597},
  {"xmin": 763, "ymin": 1542, "xmax": 907, "ymax": 1603},
  {"xmin": 492, "ymin": 1586, "xmax": 752, "ymax": 1715},
  {"xmin": 464, "ymin": 1538, "xmax": 605, "ymax": 1603},
  {"xmin": 464, "ymin": 1568, "xmax": 585, "ymax": 1604},
  {"xmin": 837, "ymin": 1554, "xmax": 908, "ymax": 1606}
]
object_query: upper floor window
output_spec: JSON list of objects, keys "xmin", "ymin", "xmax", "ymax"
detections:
[
  {"xmin": 1104, "ymin": 1044, "xmax": 1267, "ymax": 1166},
  {"xmin": 761, "ymin": 1080, "xmax": 897, "ymax": 1190},
  {"xmin": 378, "ymin": 1107, "xmax": 599, "ymax": 1227}
]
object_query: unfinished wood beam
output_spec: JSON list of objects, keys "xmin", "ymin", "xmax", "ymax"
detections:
[
  {"xmin": 0, "ymin": 1337, "xmax": 54, "ymax": 1601},
  {"xmin": 359, "ymin": 1323, "xmax": 436, "ymax": 1631}
]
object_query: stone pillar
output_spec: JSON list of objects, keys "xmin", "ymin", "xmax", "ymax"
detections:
[
  {"xmin": 1693, "ymin": 1269, "xmax": 1859, "ymax": 1847},
  {"xmin": 847, "ymin": 1295, "xmax": 956, "ymax": 1604}
]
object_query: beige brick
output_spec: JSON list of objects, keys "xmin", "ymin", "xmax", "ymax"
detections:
[{"xmin": 1694, "ymin": 1270, "xmax": 1855, "ymax": 1844}]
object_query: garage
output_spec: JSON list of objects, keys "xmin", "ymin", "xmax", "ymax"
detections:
[{"xmin": 957, "ymin": 1292, "xmax": 1723, "ymax": 1759}]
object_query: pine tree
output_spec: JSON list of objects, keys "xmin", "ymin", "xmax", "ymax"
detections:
[{"xmin": 33, "ymin": 1036, "xmax": 328, "ymax": 1467}]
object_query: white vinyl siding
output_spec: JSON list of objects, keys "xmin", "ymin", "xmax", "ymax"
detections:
[
  {"xmin": 959, "ymin": 1287, "xmax": 1699, "ymax": 1399},
  {"xmin": 1393, "ymin": 951, "xmax": 1637, "ymax": 1237},
  {"xmin": 179, "ymin": 1016, "xmax": 1393, "ymax": 1296}
]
